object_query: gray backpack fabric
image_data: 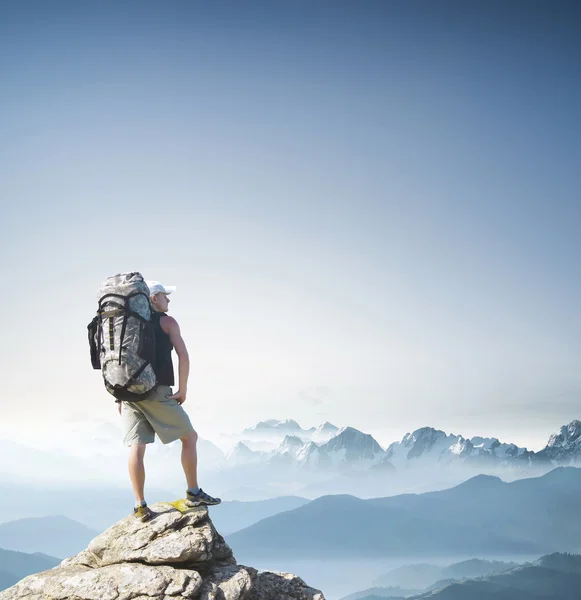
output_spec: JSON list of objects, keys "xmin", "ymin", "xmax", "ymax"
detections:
[{"xmin": 87, "ymin": 272, "xmax": 157, "ymax": 401}]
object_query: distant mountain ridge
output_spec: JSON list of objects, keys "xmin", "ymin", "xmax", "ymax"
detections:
[
  {"xmin": 0, "ymin": 516, "xmax": 99, "ymax": 559},
  {"xmin": 371, "ymin": 557, "xmax": 519, "ymax": 589},
  {"xmin": 227, "ymin": 466, "xmax": 581, "ymax": 560},
  {"xmin": 410, "ymin": 552, "xmax": 581, "ymax": 600},
  {"xmin": 342, "ymin": 553, "xmax": 581, "ymax": 600},
  {"xmin": 209, "ymin": 496, "xmax": 310, "ymax": 536}
]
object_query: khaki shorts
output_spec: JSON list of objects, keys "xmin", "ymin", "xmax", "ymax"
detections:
[{"xmin": 122, "ymin": 385, "xmax": 194, "ymax": 446}]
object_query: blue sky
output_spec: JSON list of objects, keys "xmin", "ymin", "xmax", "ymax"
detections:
[{"xmin": 0, "ymin": 1, "xmax": 579, "ymax": 450}]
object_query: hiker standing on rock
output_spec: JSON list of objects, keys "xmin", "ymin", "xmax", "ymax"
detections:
[{"xmin": 118, "ymin": 281, "xmax": 221, "ymax": 521}]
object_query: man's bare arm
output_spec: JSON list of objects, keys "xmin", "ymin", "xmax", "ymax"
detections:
[{"xmin": 161, "ymin": 316, "xmax": 190, "ymax": 404}]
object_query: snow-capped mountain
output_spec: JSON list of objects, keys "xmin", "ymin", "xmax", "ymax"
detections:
[
  {"xmin": 266, "ymin": 426, "xmax": 386, "ymax": 470},
  {"xmin": 277, "ymin": 435, "xmax": 305, "ymax": 458},
  {"xmin": 319, "ymin": 426, "xmax": 385, "ymax": 463},
  {"xmin": 537, "ymin": 420, "xmax": 581, "ymax": 463},
  {"xmin": 385, "ymin": 427, "xmax": 464, "ymax": 466},
  {"xmin": 384, "ymin": 426, "xmax": 534, "ymax": 468},
  {"xmin": 295, "ymin": 441, "xmax": 331, "ymax": 468},
  {"xmin": 462, "ymin": 436, "xmax": 536, "ymax": 465}
]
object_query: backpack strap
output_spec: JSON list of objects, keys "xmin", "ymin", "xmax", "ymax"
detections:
[
  {"xmin": 109, "ymin": 316, "xmax": 115, "ymax": 351},
  {"xmin": 128, "ymin": 360, "xmax": 150, "ymax": 383},
  {"xmin": 108, "ymin": 360, "xmax": 154, "ymax": 401},
  {"xmin": 118, "ymin": 299, "xmax": 129, "ymax": 364}
]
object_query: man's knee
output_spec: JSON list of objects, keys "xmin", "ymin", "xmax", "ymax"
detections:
[
  {"xmin": 181, "ymin": 430, "xmax": 198, "ymax": 446},
  {"xmin": 130, "ymin": 443, "xmax": 147, "ymax": 459}
]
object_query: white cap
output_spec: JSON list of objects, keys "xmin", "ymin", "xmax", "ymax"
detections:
[{"xmin": 146, "ymin": 281, "xmax": 177, "ymax": 296}]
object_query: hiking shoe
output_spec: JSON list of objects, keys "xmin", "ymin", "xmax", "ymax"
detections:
[
  {"xmin": 185, "ymin": 488, "xmax": 222, "ymax": 507},
  {"xmin": 133, "ymin": 504, "xmax": 153, "ymax": 522}
]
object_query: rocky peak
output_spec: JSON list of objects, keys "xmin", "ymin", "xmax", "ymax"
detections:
[
  {"xmin": 278, "ymin": 435, "xmax": 305, "ymax": 455},
  {"xmin": 540, "ymin": 420, "xmax": 581, "ymax": 462},
  {"xmin": 402, "ymin": 427, "xmax": 447, "ymax": 446},
  {"xmin": 547, "ymin": 420, "xmax": 581, "ymax": 447},
  {"xmin": 296, "ymin": 441, "xmax": 330, "ymax": 467},
  {"xmin": 402, "ymin": 427, "xmax": 453, "ymax": 459},
  {"xmin": 470, "ymin": 436, "xmax": 500, "ymax": 451},
  {"xmin": 321, "ymin": 427, "xmax": 384, "ymax": 460},
  {"xmin": 0, "ymin": 502, "xmax": 324, "ymax": 600},
  {"xmin": 449, "ymin": 436, "xmax": 474, "ymax": 458}
]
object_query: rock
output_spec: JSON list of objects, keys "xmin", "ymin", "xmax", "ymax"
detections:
[
  {"xmin": 197, "ymin": 565, "xmax": 257, "ymax": 600},
  {"xmin": 0, "ymin": 563, "xmax": 203, "ymax": 600},
  {"xmin": 0, "ymin": 502, "xmax": 325, "ymax": 600},
  {"xmin": 85, "ymin": 503, "xmax": 233, "ymax": 570},
  {"xmin": 251, "ymin": 571, "xmax": 326, "ymax": 600}
]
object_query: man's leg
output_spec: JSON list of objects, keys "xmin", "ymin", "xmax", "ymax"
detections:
[
  {"xmin": 135, "ymin": 389, "xmax": 220, "ymax": 507},
  {"xmin": 181, "ymin": 430, "xmax": 221, "ymax": 507},
  {"xmin": 180, "ymin": 430, "xmax": 198, "ymax": 490},
  {"xmin": 128, "ymin": 443, "xmax": 147, "ymax": 503}
]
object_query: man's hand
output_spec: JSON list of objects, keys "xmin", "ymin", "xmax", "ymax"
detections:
[
  {"xmin": 117, "ymin": 402, "xmax": 122, "ymax": 416},
  {"xmin": 167, "ymin": 389, "xmax": 187, "ymax": 405}
]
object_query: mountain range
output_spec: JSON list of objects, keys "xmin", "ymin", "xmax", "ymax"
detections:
[
  {"xmin": 227, "ymin": 466, "xmax": 581, "ymax": 561},
  {"xmin": 224, "ymin": 419, "xmax": 581, "ymax": 474}
]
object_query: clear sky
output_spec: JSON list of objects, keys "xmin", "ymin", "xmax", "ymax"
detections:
[{"xmin": 0, "ymin": 0, "xmax": 579, "ymax": 451}]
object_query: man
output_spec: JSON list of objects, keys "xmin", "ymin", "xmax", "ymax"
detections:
[{"xmin": 118, "ymin": 280, "xmax": 221, "ymax": 521}]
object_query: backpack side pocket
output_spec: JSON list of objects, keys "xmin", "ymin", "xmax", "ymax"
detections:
[{"xmin": 87, "ymin": 316, "xmax": 101, "ymax": 370}]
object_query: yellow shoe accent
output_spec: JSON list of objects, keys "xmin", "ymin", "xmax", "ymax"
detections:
[
  {"xmin": 168, "ymin": 499, "xmax": 196, "ymax": 514},
  {"xmin": 133, "ymin": 505, "xmax": 153, "ymax": 522}
]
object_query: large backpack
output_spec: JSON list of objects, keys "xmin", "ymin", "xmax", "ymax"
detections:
[{"xmin": 87, "ymin": 272, "xmax": 157, "ymax": 401}]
